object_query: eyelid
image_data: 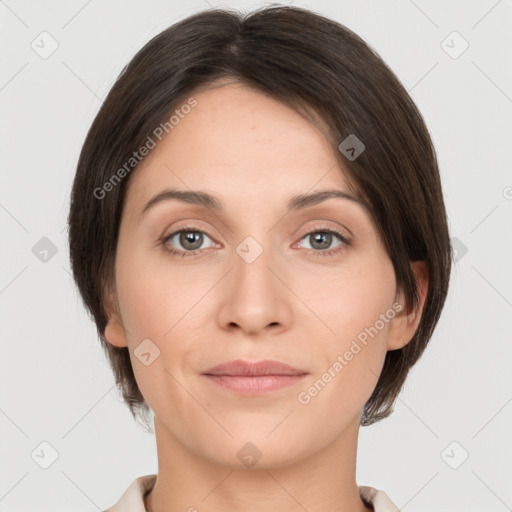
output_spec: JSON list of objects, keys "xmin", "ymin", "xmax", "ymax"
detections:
[
  {"xmin": 160, "ymin": 219, "xmax": 218, "ymax": 240},
  {"xmin": 296, "ymin": 222, "xmax": 351, "ymax": 243}
]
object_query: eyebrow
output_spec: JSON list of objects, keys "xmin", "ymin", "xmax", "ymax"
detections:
[{"xmin": 141, "ymin": 188, "xmax": 365, "ymax": 217}]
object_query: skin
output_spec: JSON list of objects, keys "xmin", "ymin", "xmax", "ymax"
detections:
[{"xmin": 104, "ymin": 80, "xmax": 428, "ymax": 512}]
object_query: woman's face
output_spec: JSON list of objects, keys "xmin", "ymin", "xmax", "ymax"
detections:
[{"xmin": 105, "ymin": 81, "xmax": 421, "ymax": 468}]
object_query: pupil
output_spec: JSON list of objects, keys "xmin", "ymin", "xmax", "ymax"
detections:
[
  {"xmin": 313, "ymin": 232, "xmax": 331, "ymax": 250},
  {"xmin": 181, "ymin": 231, "xmax": 202, "ymax": 250}
]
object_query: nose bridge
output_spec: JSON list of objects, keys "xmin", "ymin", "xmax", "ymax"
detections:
[
  {"xmin": 233, "ymin": 232, "xmax": 278, "ymax": 304},
  {"xmin": 217, "ymin": 231, "xmax": 291, "ymax": 334}
]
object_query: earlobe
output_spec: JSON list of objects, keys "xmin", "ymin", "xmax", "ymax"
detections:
[
  {"xmin": 387, "ymin": 260, "xmax": 429, "ymax": 351},
  {"xmin": 104, "ymin": 316, "xmax": 129, "ymax": 348},
  {"xmin": 103, "ymin": 290, "xmax": 129, "ymax": 348}
]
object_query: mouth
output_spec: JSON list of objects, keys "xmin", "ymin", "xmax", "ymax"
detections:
[{"xmin": 201, "ymin": 359, "xmax": 309, "ymax": 395}]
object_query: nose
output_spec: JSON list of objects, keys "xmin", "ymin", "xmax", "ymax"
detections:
[{"xmin": 216, "ymin": 239, "xmax": 293, "ymax": 336}]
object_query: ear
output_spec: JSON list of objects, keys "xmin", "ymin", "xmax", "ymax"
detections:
[
  {"xmin": 103, "ymin": 287, "xmax": 129, "ymax": 348},
  {"xmin": 387, "ymin": 260, "xmax": 429, "ymax": 351}
]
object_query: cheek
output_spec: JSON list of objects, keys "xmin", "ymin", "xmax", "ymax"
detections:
[
  {"xmin": 115, "ymin": 240, "xmax": 199, "ymax": 337},
  {"xmin": 114, "ymin": 247, "xmax": 204, "ymax": 391},
  {"xmin": 318, "ymin": 258, "xmax": 396, "ymax": 338},
  {"xmin": 311, "ymin": 258, "xmax": 396, "ymax": 387},
  {"xmin": 294, "ymin": 273, "xmax": 395, "ymax": 428}
]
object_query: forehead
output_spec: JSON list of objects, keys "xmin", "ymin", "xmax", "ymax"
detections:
[{"xmin": 125, "ymin": 82, "xmax": 355, "ymax": 212}]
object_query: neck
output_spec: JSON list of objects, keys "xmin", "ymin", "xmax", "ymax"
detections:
[{"xmin": 144, "ymin": 414, "xmax": 372, "ymax": 512}]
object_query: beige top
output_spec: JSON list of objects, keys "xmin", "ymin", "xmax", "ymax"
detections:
[{"xmin": 103, "ymin": 474, "xmax": 400, "ymax": 512}]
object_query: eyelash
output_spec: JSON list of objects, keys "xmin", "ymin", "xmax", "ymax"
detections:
[{"xmin": 160, "ymin": 224, "xmax": 351, "ymax": 258}]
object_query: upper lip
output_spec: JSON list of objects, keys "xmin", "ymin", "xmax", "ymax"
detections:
[{"xmin": 202, "ymin": 359, "xmax": 308, "ymax": 376}]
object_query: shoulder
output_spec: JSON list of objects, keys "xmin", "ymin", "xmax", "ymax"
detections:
[
  {"xmin": 103, "ymin": 474, "xmax": 157, "ymax": 512},
  {"xmin": 359, "ymin": 485, "xmax": 401, "ymax": 512}
]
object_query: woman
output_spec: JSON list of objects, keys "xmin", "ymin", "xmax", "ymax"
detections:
[{"xmin": 67, "ymin": 5, "xmax": 452, "ymax": 511}]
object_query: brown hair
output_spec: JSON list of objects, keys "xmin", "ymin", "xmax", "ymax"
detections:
[{"xmin": 67, "ymin": 4, "xmax": 452, "ymax": 428}]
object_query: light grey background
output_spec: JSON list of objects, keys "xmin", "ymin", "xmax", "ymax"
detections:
[{"xmin": 1, "ymin": 0, "xmax": 511, "ymax": 510}]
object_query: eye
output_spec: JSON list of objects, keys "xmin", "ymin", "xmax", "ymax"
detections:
[
  {"xmin": 160, "ymin": 224, "xmax": 351, "ymax": 258},
  {"xmin": 296, "ymin": 226, "xmax": 350, "ymax": 257},
  {"xmin": 161, "ymin": 226, "xmax": 216, "ymax": 257}
]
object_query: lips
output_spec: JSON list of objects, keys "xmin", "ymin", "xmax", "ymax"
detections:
[{"xmin": 202, "ymin": 359, "xmax": 308, "ymax": 376}]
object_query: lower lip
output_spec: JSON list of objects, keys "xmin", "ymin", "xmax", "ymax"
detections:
[{"xmin": 202, "ymin": 374, "xmax": 308, "ymax": 395}]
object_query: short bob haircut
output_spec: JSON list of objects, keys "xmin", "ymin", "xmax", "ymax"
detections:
[{"xmin": 67, "ymin": 5, "xmax": 452, "ymax": 428}]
